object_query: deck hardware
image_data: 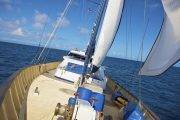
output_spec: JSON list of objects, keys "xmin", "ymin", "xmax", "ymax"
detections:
[{"xmin": 34, "ymin": 87, "xmax": 39, "ymax": 95}]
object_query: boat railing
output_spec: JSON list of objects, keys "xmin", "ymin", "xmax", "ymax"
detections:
[
  {"xmin": 106, "ymin": 76, "xmax": 159, "ymax": 120},
  {"xmin": 0, "ymin": 62, "xmax": 60, "ymax": 120}
]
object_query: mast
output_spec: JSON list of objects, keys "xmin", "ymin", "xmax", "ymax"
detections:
[{"xmin": 81, "ymin": 0, "xmax": 108, "ymax": 84}]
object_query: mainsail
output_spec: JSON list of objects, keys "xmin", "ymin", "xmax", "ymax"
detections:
[
  {"xmin": 139, "ymin": 0, "xmax": 180, "ymax": 76},
  {"xmin": 81, "ymin": 0, "xmax": 107, "ymax": 83},
  {"xmin": 91, "ymin": 0, "xmax": 124, "ymax": 72}
]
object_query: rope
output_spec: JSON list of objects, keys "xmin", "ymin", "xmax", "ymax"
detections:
[{"xmin": 36, "ymin": 0, "xmax": 74, "ymax": 63}]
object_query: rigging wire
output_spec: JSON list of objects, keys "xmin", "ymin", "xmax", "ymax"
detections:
[
  {"xmin": 34, "ymin": 25, "xmax": 51, "ymax": 64},
  {"xmin": 137, "ymin": 18, "xmax": 149, "ymax": 62},
  {"xmin": 41, "ymin": 47, "xmax": 51, "ymax": 63},
  {"xmin": 30, "ymin": 8, "xmax": 55, "ymax": 65},
  {"xmin": 87, "ymin": 0, "xmax": 100, "ymax": 5},
  {"xmin": 138, "ymin": 0, "xmax": 148, "ymax": 105},
  {"xmin": 126, "ymin": 0, "xmax": 133, "ymax": 91},
  {"xmin": 42, "ymin": 0, "xmax": 89, "ymax": 64},
  {"xmin": 82, "ymin": 0, "xmax": 89, "ymax": 41},
  {"xmin": 82, "ymin": 0, "xmax": 85, "ymax": 22},
  {"xmin": 124, "ymin": 0, "xmax": 129, "ymax": 89},
  {"xmin": 128, "ymin": 0, "xmax": 135, "ymax": 95},
  {"xmin": 36, "ymin": 0, "xmax": 74, "ymax": 63},
  {"xmin": 137, "ymin": 18, "xmax": 149, "ymax": 105},
  {"xmin": 30, "ymin": 21, "xmax": 48, "ymax": 65},
  {"xmin": 129, "ymin": 4, "xmax": 132, "ymax": 60},
  {"xmin": 41, "ymin": 37, "xmax": 71, "ymax": 63},
  {"xmin": 125, "ymin": 6, "xmax": 128, "ymax": 59},
  {"xmin": 40, "ymin": 0, "xmax": 99, "ymax": 64}
]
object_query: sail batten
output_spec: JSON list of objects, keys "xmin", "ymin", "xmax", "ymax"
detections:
[
  {"xmin": 92, "ymin": 0, "xmax": 124, "ymax": 70},
  {"xmin": 139, "ymin": 0, "xmax": 180, "ymax": 76}
]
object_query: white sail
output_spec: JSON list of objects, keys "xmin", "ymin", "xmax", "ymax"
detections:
[
  {"xmin": 92, "ymin": 0, "xmax": 124, "ymax": 69},
  {"xmin": 139, "ymin": 0, "xmax": 180, "ymax": 76}
]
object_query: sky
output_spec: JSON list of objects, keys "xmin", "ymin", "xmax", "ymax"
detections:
[{"xmin": 0, "ymin": 0, "xmax": 179, "ymax": 66}]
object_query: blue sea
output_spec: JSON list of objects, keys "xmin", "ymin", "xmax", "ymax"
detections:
[{"xmin": 0, "ymin": 41, "xmax": 180, "ymax": 120}]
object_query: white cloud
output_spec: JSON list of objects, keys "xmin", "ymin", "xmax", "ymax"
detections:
[
  {"xmin": 0, "ymin": 0, "xmax": 13, "ymax": 10},
  {"xmin": 0, "ymin": 17, "xmax": 27, "ymax": 31},
  {"xmin": 11, "ymin": 27, "xmax": 24, "ymax": 36},
  {"xmin": 0, "ymin": 18, "xmax": 20, "ymax": 30},
  {"xmin": 0, "ymin": 0, "xmax": 11, "ymax": 3},
  {"xmin": 0, "ymin": 17, "xmax": 26, "ymax": 37},
  {"xmin": 33, "ymin": 11, "xmax": 48, "ymax": 29},
  {"xmin": 78, "ymin": 27, "xmax": 89, "ymax": 35},
  {"xmin": 61, "ymin": 17, "xmax": 70, "ymax": 27},
  {"xmin": 21, "ymin": 17, "xmax": 27, "ymax": 24},
  {"xmin": 4, "ymin": 4, "xmax": 12, "ymax": 10},
  {"xmin": 148, "ymin": 1, "xmax": 161, "ymax": 9},
  {"xmin": 52, "ymin": 17, "xmax": 70, "ymax": 28}
]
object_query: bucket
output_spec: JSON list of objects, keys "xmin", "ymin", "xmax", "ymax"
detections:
[
  {"xmin": 76, "ymin": 87, "xmax": 92, "ymax": 101},
  {"xmin": 90, "ymin": 92, "xmax": 105, "ymax": 111}
]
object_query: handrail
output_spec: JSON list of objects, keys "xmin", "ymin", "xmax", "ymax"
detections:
[{"xmin": 0, "ymin": 62, "xmax": 60, "ymax": 120}]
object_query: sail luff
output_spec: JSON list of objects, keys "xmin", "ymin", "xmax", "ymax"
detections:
[
  {"xmin": 139, "ymin": 0, "xmax": 180, "ymax": 76},
  {"xmin": 92, "ymin": 0, "xmax": 124, "ymax": 71}
]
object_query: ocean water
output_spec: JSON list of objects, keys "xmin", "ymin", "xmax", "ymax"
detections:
[{"xmin": 0, "ymin": 41, "xmax": 180, "ymax": 120}]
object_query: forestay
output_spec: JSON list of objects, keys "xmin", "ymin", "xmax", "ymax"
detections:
[{"xmin": 139, "ymin": 0, "xmax": 180, "ymax": 76}]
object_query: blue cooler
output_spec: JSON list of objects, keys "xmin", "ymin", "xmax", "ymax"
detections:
[
  {"xmin": 76, "ymin": 87, "xmax": 92, "ymax": 101},
  {"xmin": 68, "ymin": 97, "xmax": 76, "ymax": 107},
  {"xmin": 123, "ymin": 102, "xmax": 144, "ymax": 120},
  {"xmin": 90, "ymin": 92, "xmax": 105, "ymax": 111}
]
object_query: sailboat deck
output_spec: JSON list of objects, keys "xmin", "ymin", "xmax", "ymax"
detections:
[{"xmin": 27, "ymin": 70, "xmax": 121, "ymax": 120}]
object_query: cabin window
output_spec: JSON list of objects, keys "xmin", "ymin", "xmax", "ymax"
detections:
[
  {"xmin": 68, "ymin": 53, "xmax": 85, "ymax": 61},
  {"xmin": 66, "ymin": 62, "xmax": 90, "ymax": 74}
]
